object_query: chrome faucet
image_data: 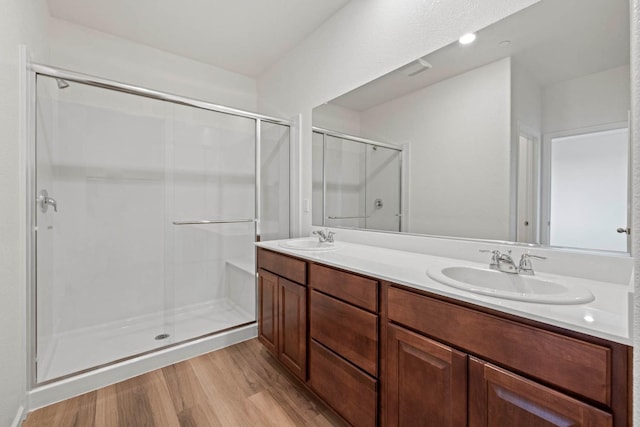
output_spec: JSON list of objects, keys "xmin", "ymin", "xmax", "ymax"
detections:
[
  {"xmin": 480, "ymin": 249, "xmax": 546, "ymax": 275},
  {"xmin": 313, "ymin": 229, "xmax": 335, "ymax": 243},
  {"xmin": 480, "ymin": 249, "xmax": 517, "ymax": 273},
  {"xmin": 518, "ymin": 252, "xmax": 546, "ymax": 275}
]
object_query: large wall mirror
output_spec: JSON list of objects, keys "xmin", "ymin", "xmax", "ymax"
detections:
[{"xmin": 312, "ymin": 0, "xmax": 631, "ymax": 253}]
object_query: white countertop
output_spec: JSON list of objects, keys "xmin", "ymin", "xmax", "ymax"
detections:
[{"xmin": 256, "ymin": 238, "xmax": 633, "ymax": 345}]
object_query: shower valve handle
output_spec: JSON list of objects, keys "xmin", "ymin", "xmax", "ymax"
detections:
[{"xmin": 38, "ymin": 189, "xmax": 58, "ymax": 213}]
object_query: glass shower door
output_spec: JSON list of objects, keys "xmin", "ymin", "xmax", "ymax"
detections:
[
  {"xmin": 364, "ymin": 144, "xmax": 402, "ymax": 232},
  {"xmin": 324, "ymin": 135, "xmax": 367, "ymax": 228},
  {"xmin": 35, "ymin": 75, "xmax": 169, "ymax": 382},
  {"xmin": 164, "ymin": 104, "xmax": 257, "ymax": 345},
  {"xmin": 322, "ymin": 134, "xmax": 402, "ymax": 232},
  {"xmin": 34, "ymin": 75, "xmax": 267, "ymax": 384}
]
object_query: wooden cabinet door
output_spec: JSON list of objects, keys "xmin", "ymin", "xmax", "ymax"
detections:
[
  {"xmin": 278, "ymin": 277, "xmax": 307, "ymax": 380},
  {"xmin": 386, "ymin": 324, "xmax": 467, "ymax": 427},
  {"xmin": 258, "ymin": 268, "xmax": 278, "ymax": 355},
  {"xmin": 469, "ymin": 357, "xmax": 612, "ymax": 427}
]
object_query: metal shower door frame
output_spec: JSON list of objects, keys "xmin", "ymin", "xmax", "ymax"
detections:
[{"xmin": 25, "ymin": 62, "xmax": 292, "ymax": 388}]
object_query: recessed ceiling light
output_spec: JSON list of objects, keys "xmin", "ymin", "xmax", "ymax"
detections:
[
  {"xmin": 499, "ymin": 40, "xmax": 512, "ymax": 47},
  {"xmin": 459, "ymin": 33, "xmax": 477, "ymax": 45}
]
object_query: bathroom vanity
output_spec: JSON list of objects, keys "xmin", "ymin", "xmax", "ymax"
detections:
[{"xmin": 256, "ymin": 240, "xmax": 631, "ymax": 427}]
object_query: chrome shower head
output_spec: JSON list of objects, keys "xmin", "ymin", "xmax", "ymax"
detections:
[{"xmin": 56, "ymin": 78, "xmax": 70, "ymax": 89}]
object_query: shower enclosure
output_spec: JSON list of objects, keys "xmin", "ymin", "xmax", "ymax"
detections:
[
  {"xmin": 312, "ymin": 128, "xmax": 403, "ymax": 232},
  {"xmin": 30, "ymin": 66, "xmax": 290, "ymax": 384}
]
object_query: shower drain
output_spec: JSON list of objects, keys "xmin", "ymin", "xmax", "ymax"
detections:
[{"xmin": 155, "ymin": 333, "xmax": 170, "ymax": 340}]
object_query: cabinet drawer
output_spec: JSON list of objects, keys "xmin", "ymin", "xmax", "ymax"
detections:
[
  {"xmin": 310, "ymin": 290, "xmax": 378, "ymax": 376},
  {"xmin": 310, "ymin": 263, "xmax": 378, "ymax": 312},
  {"xmin": 309, "ymin": 340, "xmax": 377, "ymax": 427},
  {"xmin": 258, "ymin": 248, "xmax": 306, "ymax": 285},
  {"xmin": 388, "ymin": 286, "xmax": 611, "ymax": 406}
]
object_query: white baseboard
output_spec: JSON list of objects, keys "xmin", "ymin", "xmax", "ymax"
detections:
[
  {"xmin": 28, "ymin": 324, "xmax": 257, "ymax": 411},
  {"xmin": 11, "ymin": 405, "xmax": 26, "ymax": 427}
]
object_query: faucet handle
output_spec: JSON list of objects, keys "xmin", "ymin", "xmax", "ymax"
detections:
[
  {"xmin": 479, "ymin": 249, "xmax": 500, "ymax": 255},
  {"xmin": 479, "ymin": 249, "xmax": 501, "ymax": 267},
  {"xmin": 518, "ymin": 252, "xmax": 546, "ymax": 275},
  {"xmin": 313, "ymin": 229, "xmax": 335, "ymax": 243},
  {"xmin": 521, "ymin": 253, "xmax": 546, "ymax": 261}
]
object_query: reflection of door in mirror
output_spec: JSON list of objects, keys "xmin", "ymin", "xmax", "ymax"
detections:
[
  {"xmin": 541, "ymin": 127, "xmax": 629, "ymax": 252},
  {"xmin": 516, "ymin": 131, "xmax": 540, "ymax": 244},
  {"xmin": 312, "ymin": 129, "xmax": 402, "ymax": 232}
]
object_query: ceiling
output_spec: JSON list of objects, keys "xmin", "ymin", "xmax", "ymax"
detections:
[
  {"xmin": 331, "ymin": 0, "xmax": 630, "ymax": 111},
  {"xmin": 46, "ymin": 0, "xmax": 350, "ymax": 77}
]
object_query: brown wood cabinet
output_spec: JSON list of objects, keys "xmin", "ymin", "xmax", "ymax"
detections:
[
  {"xmin": 256, "ymin": 248, "xmax": 631, "ymax": 427},
  {"xmin": 310, "ymin": 289, "xmax": 378, "ymax": 376},
  {"xmin": 469, "ymin": 357, "xmax": 612, "ymax": 427},
  {"xmin": 277, "ymin": 276, "xmax": 307, "ymax": 379},
  {"xmin": 386, "ymin": 324, "xmax": 467, "ymax": 427},
  {"xmin": 309, "ymin": 340, "xmax": 378, "ymax": 427},
  {"xmin": 257, "ymin": 249, "xmax": 307, "ymax": 381},
  {"xmin": 385, "ymin": 283, "xmax": 629, "ymax": 427},
  {"xmin": 308, "ymin": 263, "xmax": 380, "ymax": 426},
  {"xmin": 257, "ymin": 268, "xmax": 278, "ymax": 355}
]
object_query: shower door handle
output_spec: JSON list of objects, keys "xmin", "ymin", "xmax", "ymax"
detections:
[{"xmin": 37, "ymin": 190, "xmax": 58, "ymax": 213}]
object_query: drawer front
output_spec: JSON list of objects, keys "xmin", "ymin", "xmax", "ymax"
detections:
[
  {"xmin": 310, "ymin": 263, "xmax": 378, "ymax": 312},
  {"xmin": 388, "ymin": 286, "xmax": 611, "ymax": 406},
  {"xmin": 310, "ymin": 290, "xmax": 378, "ymax": 376},
  {"xmin": 258, "ymin": 248, "xmax": 306, "ymax": 285},
  {"xmin": 309, "ymin": 340, "xmax": 377, "ymax": 427}
]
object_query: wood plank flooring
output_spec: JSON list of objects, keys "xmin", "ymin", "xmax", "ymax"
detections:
[{"xmin": 24, "ymin": 338, "xmax": 346, "ymax": 427}]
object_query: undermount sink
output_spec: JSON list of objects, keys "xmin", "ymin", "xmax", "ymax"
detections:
[
  {"xmin": 279, "ymin": 239, "xmax": 338, "ymax": 252},
  {"xmin": 427, "ymin": 266, "xmax": 594, "ymax": 305}
]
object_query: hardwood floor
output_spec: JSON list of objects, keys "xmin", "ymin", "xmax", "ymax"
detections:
[{"xmin": 24, "ymin": 338, "xmax": 347, "ymax": 427}]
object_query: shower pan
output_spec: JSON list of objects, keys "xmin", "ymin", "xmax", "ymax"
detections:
[{"xmin": 30, "ymin": 66, "xmax": 291, "ymax": 385}]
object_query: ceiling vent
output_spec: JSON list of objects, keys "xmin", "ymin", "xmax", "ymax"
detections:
[{"xmin": 400, "ymin": 58, "xmax": 433, "ymax": 77}]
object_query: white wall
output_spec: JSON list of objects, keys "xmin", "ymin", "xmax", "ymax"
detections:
[
  {"xmin": 257, "ymin": 0, "xmax": 540, "ymax": 237},
  {"xmin": 47, "ymin": 18, "xmax": 258, "ymax": 112},
  {"xmin": 359, "ymin": 58, "xmax": 512, "ymax": 240},
  {"xmin": 543, "ymin": 65, "xmax": 631, "ymax": 134},
  {"xmin": 313, "ymin": 103, "xmax": 361, "ymax": 135},
  {"xmin": 512, "ymin": 62, "xmax": 543, "ymax": 134},
  {"xmin": 0, "ymin": 1, "xmax": 49, "ymax": 425}
]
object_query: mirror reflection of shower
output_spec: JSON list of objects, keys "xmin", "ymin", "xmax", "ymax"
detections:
[{"xmin": 312, "ymin": 127, "xmax": 403, "ymax": 233}]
